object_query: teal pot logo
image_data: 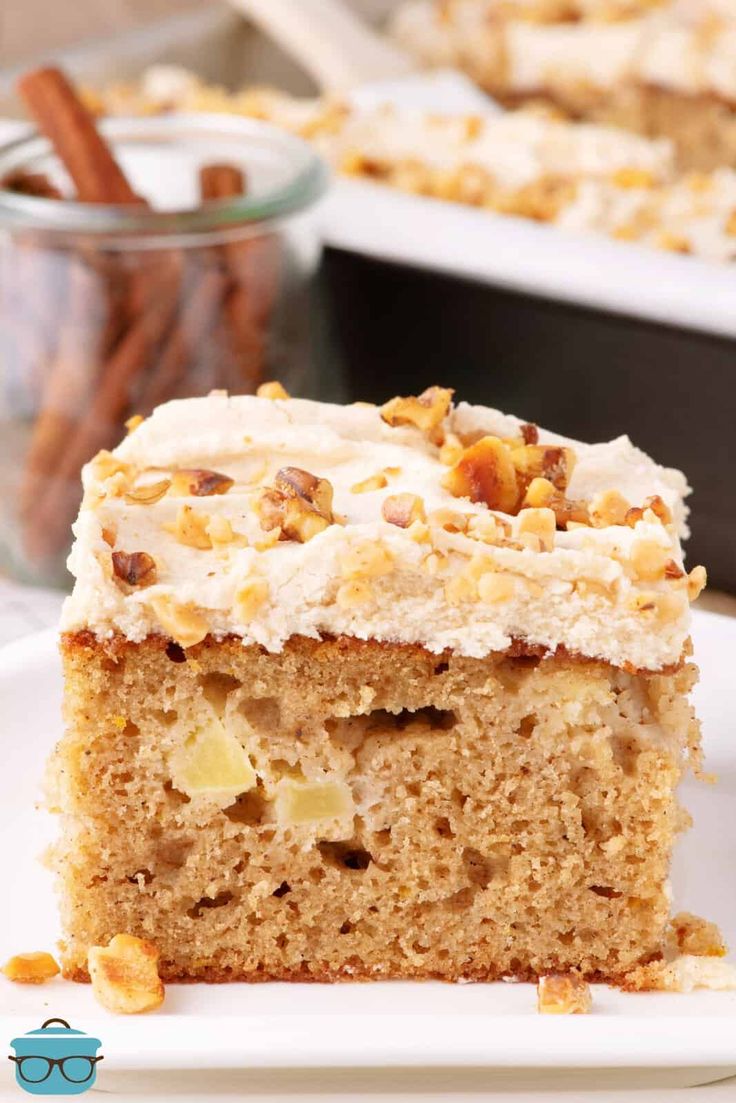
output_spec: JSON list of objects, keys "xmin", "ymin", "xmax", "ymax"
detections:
[{"xmin": 9, "ymin": 1018, "xmax": 103, "ymax": 1095}]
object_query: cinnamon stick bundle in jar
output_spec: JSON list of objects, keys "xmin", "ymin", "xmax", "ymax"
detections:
[{"xmin": 0, "ymin": 64, "xmax": 326, "ymax": 585}]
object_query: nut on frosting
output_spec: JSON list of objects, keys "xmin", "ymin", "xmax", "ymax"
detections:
[{"xmin": 62, "ymin": 388, "xmax": 699, "ymax": 669}]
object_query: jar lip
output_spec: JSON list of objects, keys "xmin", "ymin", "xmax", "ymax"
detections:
[{"xmin": 0, "ymin": 113, "xmax": 329, "ymax": 234}]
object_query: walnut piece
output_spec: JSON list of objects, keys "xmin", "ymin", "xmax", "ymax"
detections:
[
  {"xmin": 537, "ymin": 973, "xmax": 592, "ymax": 1014},
  {"xmin": 382, "ymin": 493, "xmax": 426, "ymax": 528},
  {"xmin": 2, "ymin": 951, "xmax": 60, "ymax": 984},
  {"xmin": 351, "ymin": 472, "xmax": 388, "ymax": 494},
  {"xmin": 111, "ymin": 550, "xmax": 157, "ymax": 587},
  {"xmin": 124, "ymin": 479, "xmax": 171, "ymax": 505},
  {"xmin": 170, "ymin": 468, "xmax": 234, "ymax": 497},
  {"xmin": 235, "ymin": 577, "xmax": 269, "ymax": 621},
  {"xmin": 165, "ymin": 505, "xmax": 212, "ymax": 550},
  {"xmin": 256, "ymin": 467, "xmax": 335, "ymax": 543},
  {"xmin": 150, "ymin": 596, "xmax": 209, "ymax": 648},
  {"xmin": 687, "ymin": 565, "xmax": 707, "ymax": 602},
  {"xmin": 443, "ymin": 436, "xmax": 519, "ymax": 513},
  {"xmin": 88, "ymin": 934, "xmax": 164, "ymax": 1014},
  {"xmin": 380, "ymin": 386, "xmax": 453, "ymax": 432},
  {"xmin": 256, "ymin": 380, "xmax": 289, "ymax": 399},
  {"xmin": 124, "ymin": 413, "xmax": 144, "ymax": 434}
]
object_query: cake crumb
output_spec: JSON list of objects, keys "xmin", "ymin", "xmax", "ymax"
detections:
[
  {"xmin": 537, "ymin": 973, "xmax": 592, "ymax": 1014},
  {"xmin": 667, "ymin": 912, "xmax": 727, "ymax": 958}
]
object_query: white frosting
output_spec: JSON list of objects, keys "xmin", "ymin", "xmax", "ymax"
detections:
[
  {"xmin": 332, "ymin": 105, "xmax": 674, "ymax": 187},
  {"xmin": 62, "ymin": 394, "xmax": 693, "ymax": 671}
]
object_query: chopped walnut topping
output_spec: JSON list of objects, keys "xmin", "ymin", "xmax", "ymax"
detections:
[
  {"xmin": 687, "ymin": 565, "xmax": 707, "ymax": 602},
  {"xmin": 590, "ymin": 489, "xmax": 630, "ymax": 528},
  {"xmin": 340, "ymin": 542, "xmax": 394, "ymax": 580},
  {"xmin": 428, "ymin": 508, "xmax": 469, "ymax": 533},
  {"xmin": 2, "ymin": 951, "xmax": 60, "ymax": 984},
  {"xmin": 124, "ymin": 479, "xmax": 171, "ymax": 506},
  {"xmin": 112, "ymin": 550, "xmax": 157, "ymax": 587},
  {"xmin": 443, "ymin": 436, "xmax": 519, "ymax": 513},
  {"xmin": 170, "ymin": 468, "xmax": 234, "ymax": 497},
  {"xmin": 630, "ymin": 539, "xmax": 669, "ymax": 581},
  {"xmin": 537, "ymin": 974, "xmax": 592, "ymax": 1015},
  {"xmin": 88, "ymin": 934, "xmax": 164, "ymax": 1014},
  {"xmin": 517, "ymin": 507, "xmax": 556, "ymax": 552},
  {"xmin": 668, "ymin": 912, "xmax": 727, "ymax": 958},
  {"xmin": 235, "ymin": 577, "xmax": 269, "ymax": 621},
  {"xmin": 90, "ymin": 450, "xmax": 133, "ymax": 483},
  {"xmin": 276, "ymin": 467, "xmax": 334, "ymax": 518},
  {"xmin": 520, "ymin": 422, "xmax": 539, "ymax": 445},
  {"xmin": 257, "ymin": 466, "xmax": 335, "ymax": 543},
  {"xmin": 125, "ymin": 413, "xmax": 144, "ymax": 434},
  {"xmin": 165, "ymin": 505, "xmax": 212, "ymax": 550},
  {"xmin": 382, "ymin": 493, "xmax": 426, "ymax": 528},
  {"xmin": 256, "ymin": 380, "xmax": 289, "ymax": 399},
  {"xmin": 626, "ymin": 494, "xmax": 672, "ymax": 527},
  {"xmin": 101, "ymin": 524, "xmax": 117, "ymax": 548},
  {"xmin": 522, "ymin": 477, "xmax": 589, "ymax": 527},
  {"xmin": 150, "ymin": 596, "xmax": 208, "ymax": 648},
  {"xmin": 423, "ymin": 552, "xmax": 446, "ymax": 575},
  {"xmin": 511, "ymin": 444, "xmax": 575, "ymax": 492},
  {"xmin": 351, "ymin": 472, "xmax": 388, "ymax": 494},
  {"xmin": 380, "ymin": 385, "xmax": 453, "ymax": 433},
  {"xmin": 206, "ymin": 515, "xmax": 247, "ymax": 550},
  {"xmin": 467, "ymin": 514, "xmax": 502, "ymax": 545}
]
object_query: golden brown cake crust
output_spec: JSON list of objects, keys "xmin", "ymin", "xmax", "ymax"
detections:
[{"xmin": 60, "ymin": 629, "xmax": 687, "ymax": 677}]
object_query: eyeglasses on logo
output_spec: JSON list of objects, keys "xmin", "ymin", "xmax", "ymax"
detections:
[{"xmin": 9, "ymin": 1018, "xmax": 103, "ymax": 1096}]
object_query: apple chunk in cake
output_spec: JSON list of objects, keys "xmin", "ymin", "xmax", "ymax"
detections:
[{"xmin": 54, "ymin": 386, "xmax": 706, "ymax": 984}]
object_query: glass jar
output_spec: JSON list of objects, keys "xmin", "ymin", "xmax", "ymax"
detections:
[{"xmin": 0, "ymin": 114, "xmax": 328, "ymax": 588}]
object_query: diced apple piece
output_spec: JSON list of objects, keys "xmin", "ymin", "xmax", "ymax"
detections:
[
  {"xmin": 170, "ymin": 717, "xmax": 256, "ymax": 800},
  {"xmin": 275, "ymin": 779, "xmax": 354, "ymax": 826}
]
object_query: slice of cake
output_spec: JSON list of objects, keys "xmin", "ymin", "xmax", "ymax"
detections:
[{"xmin": 52, "ymin": 385, "xmax": 706, "ymax": 983}]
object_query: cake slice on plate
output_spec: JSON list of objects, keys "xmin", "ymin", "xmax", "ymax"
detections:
[{"xmin": 53, "ymin": 385, "xmax": 706, "ymax": 983}]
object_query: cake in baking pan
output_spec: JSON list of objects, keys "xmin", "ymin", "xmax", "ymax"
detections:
[
  {"xmin": 390, "ymin": 0, "xmax": 736, "ymax": 172},
  {"xmin": 52, "ymin": 385, "xmax": 706, "ymax": 983}
]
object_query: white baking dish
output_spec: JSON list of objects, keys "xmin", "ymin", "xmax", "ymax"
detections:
[{"xmin": 1, "ymin": 3, "xmax": 734, "ymax": 340}]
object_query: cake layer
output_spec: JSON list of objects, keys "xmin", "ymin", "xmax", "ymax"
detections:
[
  {"xmin": 61, "ymin": 391, "xmax": 697, "ymax": 670},
  {"xmin": 54, "ymin": 632, "xmax": 700, "ymax": 983}
]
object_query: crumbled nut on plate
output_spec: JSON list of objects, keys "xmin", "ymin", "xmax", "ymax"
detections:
[
  {"xmin": 88, "ymin": 933, "xmax": 165, "ymax": 1014},
  {"xmin": 537, "ymin": 973, "xmax": 592, "ymax": 1014},
  {"xmin": 668, "ymin": 912, "xmax": 728, "ymax": 958},
  {"xmin": 2, "ymin": 951, "xmax": 60, "ymax": 984}
]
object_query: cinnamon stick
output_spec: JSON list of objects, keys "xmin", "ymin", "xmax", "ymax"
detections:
[
  {"xmin": 1, "ymin": 169, "xmax": 62, "ymax": 199},
  {"xmin": 17, "ymin": 67, "xmax": 143, "ymax": 205},
  {"xmin": 200, "ymin": 162, "xmax": 270, "ymax": 393}
]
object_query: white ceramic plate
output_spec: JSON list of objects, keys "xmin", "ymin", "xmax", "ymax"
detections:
[{"xmin": 1, "ymin": 611, "xmax": 735, "ymax": 1079}]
